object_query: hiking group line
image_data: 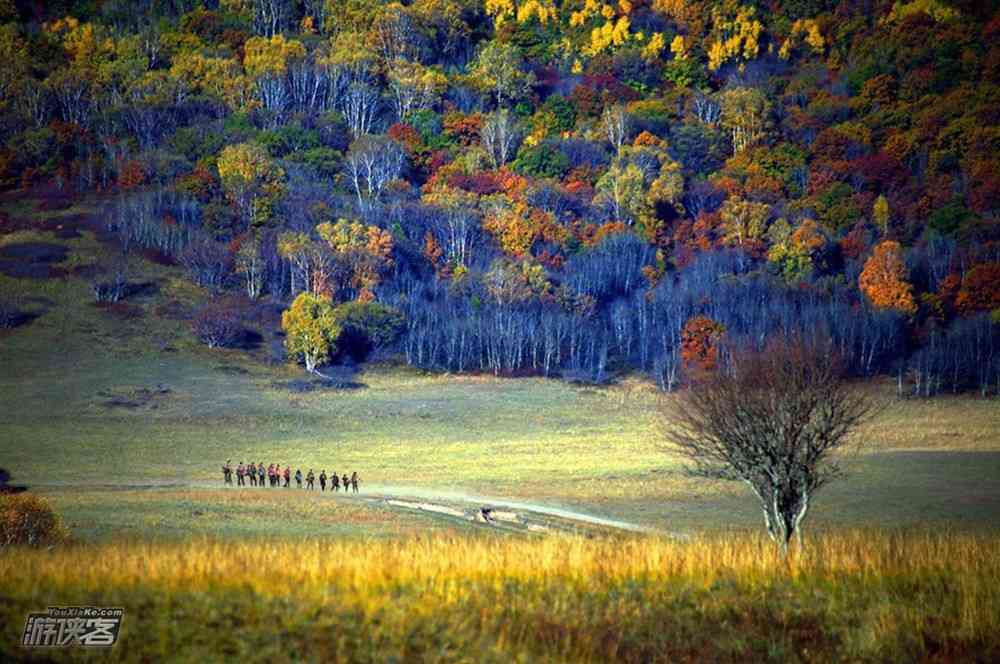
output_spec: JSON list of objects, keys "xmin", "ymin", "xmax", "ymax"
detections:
[{"xmin": 222, "ymin": 461, "xmax": 359, "ymax": 493}]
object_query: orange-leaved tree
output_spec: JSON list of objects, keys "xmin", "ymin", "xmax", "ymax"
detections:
[
  {"xmin": 681, "ymin": 315, "xmax": 726, "ymax": 377},
  {"xmin": 858, "ymin": 240, "xmax": 917, "ymax": 314},
  {"xmin": 955, "ymin": 263, "xmax": 1000, "ymax": 314}
]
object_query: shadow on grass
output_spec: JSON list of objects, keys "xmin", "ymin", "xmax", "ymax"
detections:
[
  {"xmin": 0, "ymin": 242, "xmax": 69, "ymax": 279},
  {"xmin": 273, "ymin": 366, "xmax": 367, "ymax": 393}
]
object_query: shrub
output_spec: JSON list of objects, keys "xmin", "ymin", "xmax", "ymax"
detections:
[
  {"xmin": 192, "ymin": 301, "xmax": 244, "ymax": 348},
  {"xmin": 1, "ymin": 493, "xmax": 66, "ymax": 548},
  {"xmin": 333, "ymin": 301, "xmax": 406, "ymax": 361},
  {"xmin": 89, "ymin": 257, "xmax": 129, "ymax": 303}
]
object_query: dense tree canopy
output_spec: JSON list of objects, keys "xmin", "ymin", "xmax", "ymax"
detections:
[{"xmin": 1, "ymin": 0, "xmax": 998, "ymax": 392}]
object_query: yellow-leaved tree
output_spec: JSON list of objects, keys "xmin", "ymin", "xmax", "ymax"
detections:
[
  {"xmin": 719, "ymin": 197, "xmax": 771, "ymax": 246},
  {"xmin": 316, "ymin": 219, "xmax": 394, "ymax": 302},
  {"xmin": 281, "ymin": 292, "xmax": 341, "ymax": 374},
  {"xmin": 243, "ymin": 34, "xmax": 306, "ymax": 79},
  {"xmin": 217, "ymin": 142, "xmax": 286, "ymax": 228},
  {"xmin": 706, "ymin": 3, "xmax": 763, "ymax": 71},
  {"xmin": 721, "ymin": 87, "xmax": 771, "ymax": 154}
]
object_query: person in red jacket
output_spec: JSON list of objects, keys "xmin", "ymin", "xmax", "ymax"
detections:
[{"xmin": 283, "ymin": 465, "xmax": 290, "ymax": 488}]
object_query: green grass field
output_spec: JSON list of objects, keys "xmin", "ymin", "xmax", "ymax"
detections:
[{"xmin": 2, "ymin": 196, "xmax": 999, "ymax": 543}]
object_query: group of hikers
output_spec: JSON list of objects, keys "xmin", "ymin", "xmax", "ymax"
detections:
[{"xmin": 222, "ymin": 461, "xmax": 360, "ymax": 493}]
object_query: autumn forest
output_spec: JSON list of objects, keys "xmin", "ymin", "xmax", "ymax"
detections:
[{"xmin": 1, "ymin": 0, "xmax": 999, "ymax": 392}]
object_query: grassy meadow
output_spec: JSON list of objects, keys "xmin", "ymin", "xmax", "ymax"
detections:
[
  {"xmin": 1, "ymin": 196, "xmax": 1000, "ymax": 541},
  {"xmin": 3, "ymin": 196, "xmax": 1000, "ymax": 660}
]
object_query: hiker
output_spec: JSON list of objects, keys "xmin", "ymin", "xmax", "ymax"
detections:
[
  {"xmin": 319, "ymin": 470, "xmax": 327, "ymax": 492},
  {"xmin": 350, "ymin": 471, "xmax": 360, "ymax": 494},
  {"xmin": 306, "ymin": 469, "xmax": 315, "ymax": 490},
  {"xmin": 236, "ymin": 462, "xmax": 245, "ymax": 487},
  {"xmin": 222, "ymin": 460, "xmax": 232, "ymax": 485},
  {"xmin": 342, "ymin": 473, "xmax": 350, "ymax": 493},
  {"xmin": 283, "ymin": 465, "xmax": 290, "ymax": 488},
  {"xmin": 247, "ymin": 462, "xmax": 257, "ymax": 487},
  {"xmin": 295, "ymin": 468, "xmax": 302, "ymax": 488},
  {"xmin": 257, "ymin": 462, "xmax": 265, "ymax": 488},
  {"xmin": 276, "ymin": 464, "xmax": 283, "ymax": 487},
  {"xmin": 480, "ymin": 507, "xmax": 496, "ymax": 524},
  {"xmin": 330, "ymin": 472, "xmax": 340, "ymax": 492}
]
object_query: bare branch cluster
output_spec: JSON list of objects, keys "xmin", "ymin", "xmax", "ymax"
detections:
[{"xmin": 663, "ymin": 338, "xmax": 879, "ymax": 553}]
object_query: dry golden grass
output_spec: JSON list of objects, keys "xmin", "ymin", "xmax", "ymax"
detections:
[
  {"xmin": 858, "ymin": 387, "xmax": 1000, "ymax": 452},
  {"xmin": 3, "ymin": 530, "xmax": 999, "ymax": 661}
]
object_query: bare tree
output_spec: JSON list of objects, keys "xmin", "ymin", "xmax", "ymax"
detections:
[
  {"xmin": 343, "ymin": 135, "xmax": 406, "ymax": 211},
  {"xmin": 602, "ymin": 104, "xmax": 629, "ymax": 155},
  {"xmin": 253, "ymin": 0, "xmax": 289, "ymax": 37},
  {"xmin": 431, "ymin": 204, "xmax": 480, "ymax": 267},
  {"xmin": 661, "ymin": 338, "xmax": 878, "ymax": 555},
  {"xmin": 481, "ymin": 109, "xmax": 522, "ymax": 170},
  {"xmin": 374, "ymin": 10, "xmax": 423, "ymax": 64},
  {"xmin": 340, "ymin": 80, "xmax": 380, "ymax": 139},
  {"xmin": 691, "ymin": 91, "xmax": 721, "ymax": 126},
  {"xmin": 288, "ymin": 58, "xmax": 332, "ymax": 115},
  {"xmin": 180, "ymin": 239, "xmax": 232, "ymax": 292},
  {"xmin": 254, "ymin": 71, "xmax": 291, "ymax": 127},
  {"xmin": 47, "ymin": 71, "xmax": 92, "ymax": 127},
  {"xmin": 234, "ymin": 233, "xmax": 266, "ymax": 299}
]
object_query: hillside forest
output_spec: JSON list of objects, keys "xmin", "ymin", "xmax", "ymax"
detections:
[{"xmin": 1, "ymin": 0, "xmax": 999, "ymax": 394}]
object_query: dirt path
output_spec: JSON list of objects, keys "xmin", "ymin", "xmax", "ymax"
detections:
[
  {"xmin": 359, "ymin": 484, "xmax": 664, "ymax": 534},
  {"xmin": 30, "ymin": 480, "xmax": 677, "ymax": 537}
]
